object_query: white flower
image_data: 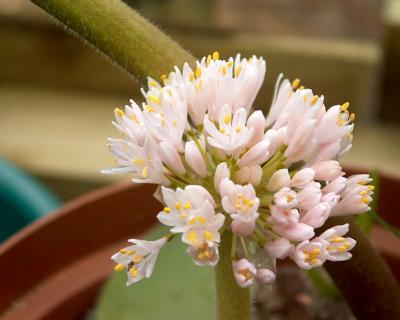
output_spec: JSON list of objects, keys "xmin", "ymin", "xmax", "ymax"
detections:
[
  {"xmin": 233, "ymin": 259, "xmax": 257, "ymax": 288},
  {"xmin": 187, "ymin": 242, "xmax": 219, "ymax": 266},
  {"xmin": 104, "ymin": 54, "xmax": 374, "ymax": 285},
  {"xmin": 204, "ymin": 105, "xmax": 253, "ymax": 155},
  {"xmin": 112, "ymin": 237, "xmax": 167, "ymax": 285},
  {"xmin": 314, "ymin": 223, "xmax": 356, "ymax": 261},
  {"xmin": 142, "ymin": 85, "xmax": 188, "ymax": 152},
  {"xmin": 103, "ymin": 135, "xmax": 168, "ymax": 185},
  {"xmin": 157, "ymin": 186, "xmax": 224, "ymax": 246},
  {"xmin": 220, "ymin": 178, "xmax": 259, "ymax": 236}
]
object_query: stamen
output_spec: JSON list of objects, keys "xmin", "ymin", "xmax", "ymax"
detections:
[
  {"xmin": 223, "ymin": 113, "xmax": 232, "ymax": 124},
  {"xmin": 195, "ymin": 67, "xmax": 202, "ymax": 78},
  {"xmin": 114, "ymin": 264, "xmax": 125, "ymax": 272},
  {"xmin": 163, "ymin": 207, "xmax": 171, "ymax": 213},
  {"xmin": 212, "ymin": 51, "xmax": 220, "ymax": 60},
  {"xmin": 175, "ymin": 202, "xmax": 181, "ymax": 209},
  {"xmin": 130, "ymin": 267, "xmax": 138, "ymax": 278},
  {"xmin": 341, "ymin": 102, "xmax": 350, "ymax": 111},
  {"xmin": 147, "ymin": 95, "xmax": 160, "ymax": 105},
  {"xmin": 291, "ymin": 78, "xmax": 300, "ymax": 89},
  {"xmin": 115, "ymin": 108, "xmax": 125, "ymax": 117},
  {"xmin": 310, "ymin": 95, "xmax": 319, "ymax": 105},
  {"xmin": 204, "ymin": 230, "xmax": 213, "ymax": 241}
]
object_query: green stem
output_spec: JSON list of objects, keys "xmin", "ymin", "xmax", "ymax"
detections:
[
  {"xmin": 31, "ymin": 0, "xmax": 195, "ymax": 83},
  {"xmin": 215, "ymin": 232, "xmax": 251, "ymax": 320}
]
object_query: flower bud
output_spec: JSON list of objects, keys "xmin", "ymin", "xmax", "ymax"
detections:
[
  {"xmin": 184, "ymin": 140, "xmax": 207, "ymax": 177},
  {"xmin": 159, "ymin": 141, "xmax": 186, "ymax": 174}
]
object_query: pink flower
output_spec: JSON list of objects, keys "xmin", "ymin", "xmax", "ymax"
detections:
[
  {"xmin": 267, "ymin": 169, "xmax": 291, "ymax": 192},
  {"xmin": 300, "ymin": 202, "xmax": 331, "ymax": 228},
  {"xmin": 184, "ymin": 140, "xmax": 207, "ymax": 177},
  {"xmin": 312, "ymin": 160, "xmax": 343, "ymax": 181},
  {"xmin": 314, "ymin": 224, "xmax": 356, "ymax": 261},
  {"xmin": 233, "ymin": 259, "xmax": 257, "ymax": 288},
  {"xmin": 256, "ymin": 268, "xmax": 276, "ymax": 285},
  {"xmin": 272, "ymin": 222, "xmax": 314, "ymax": 242},
  {"xmin": 296, "ymin": 182, "xmax": 322, "ymax": 211},
  {"xmin": 273, "ymin": 187, "xmax": 298, "ymax": 209},
  {"xmin": 293, "ymin": 240, "xmax": 327, "ymax": 269},
  {"xmin": 264, "ymin": 237, "xmax": 294, "ymax": 259}
]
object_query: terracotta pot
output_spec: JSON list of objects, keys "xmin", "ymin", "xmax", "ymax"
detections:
[
  {"xmin": 0, "ymin": 182, "xmax": 160, "ymax": 320},
  {"xmin": 0, "ymin": 169, "xmax": 399, "ymax": 319}
]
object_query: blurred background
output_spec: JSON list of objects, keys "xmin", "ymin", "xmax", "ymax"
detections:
[{"xmin": 0, "ymin": 0, "xmax": 399, "ymax": 238}]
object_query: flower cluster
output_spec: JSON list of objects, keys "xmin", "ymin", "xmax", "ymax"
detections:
[{"xmin": 105, "ymin": 52, "xmax": 373, "ymax": 287}]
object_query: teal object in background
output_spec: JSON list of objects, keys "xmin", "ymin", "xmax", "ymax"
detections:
[{"xmin": 0, "ymin": 159, "xmax": 61, "ymax": 242}]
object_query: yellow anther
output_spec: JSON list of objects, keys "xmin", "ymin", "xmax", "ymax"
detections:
[
  {"xmin": 120, "ymin": 249, "xmax": 135, "ymax": 255},
  {"xmin": 291, "ymin": 78, "xmax": 300, "ymax": 89},
  {"xmin": 130, "ymin": 114, "xmax": 138, "ymax": 122},
  {"xmin": 114, "ymin": 264, "xmax": 125, "ymax": 272},
  {"xmin": 330, "ymin": 236, "xmax": 345, "ymax": 243},
  {"xmin": 311, "ymin": 248, "xmax": 321, "ymax": 255},
  {"xmin": 115, "ymin": 108, "xmax": 125, "ymax": 117},
  {"xmin": 130, "ymin": 267, "xmax": 138, "ymax": 278},
  {"xmin": 131, "ymin": 158, "xmax": 145, "ymax": 166},
  {"xmin": 360, "ymin": 197, "xmax": 370, "ymax": 204},
  {"xmin": 206, "ymin": 55, "xmax": 212, "ymax": 65},
  {"xmin": 310, "ymin": 95, "xmax": 319, "ymax": 105},
  {"xmin": 337, "ymin": 246, "xmax": 348, "ymax": 253},
  {"xmin": 173, "ymin": 119, "xmax": 178, "ymax": 127},
  {"xmin": 223, "ymin": 113, "xmax": 232, "ymax": 124},
  {"xmin": 221, "ymin": 66, "xmax": 227, "ymax": 75},
  {"xmin": 299, "ymin": 85, "xmax": 305, "ymax": 90},
  {"xmin": 243, "ymin": 198, "xmax": 254, "ymax": 207},
  {"xmin": 161, "ymin": 74, "xmax": 168, "ymax": 83},
  {"xmin": 341, "ymin": 102, "xmax": 350, "ymax": 111},
  {"xmin": 227, "ymin": 61, "xmax": 233, "ymax": 67},
  {"xmin": 189, "ymin": 72, "xmax": 195, "ymax": 82},
  {"xmin": 198, "ymin": 216, "xmax": 206, "ymax": 224},
  {"xmin": 204, "ymin": 230, "xmax": 214, "ymax": 241},
  {"xmin": 337, "ymin": 119, "xmax": 346, "ymax": 127},
  {"xmin": 149, "ymin": 81, "xmax": 158, "ymax": 87},
  {"xmin": 133, "ymin": 255, "xmax": 143, "ymax": 263},
  {"xmin": 145, "ymin": 105, "xmax": 156, "ymax": 113},
  {"xmin": 235, "ymin": 126, "xmax": 242, "ymax": 132},
  {"xmin": 349, "ymin": 113, "xmax": 356, "ymax": 122},
  {"xmin": 234, "ymin": 66, "xmax": 242, "ymax": 77},
  {"xmin": 147, "ymin": 95, "xmax": 160, "ymax": 105},
  {"xmin": 360, "ymin": 190, "xmax": 368, "ymax": 196},
  {"xmin": 212, "ymin": 51, "xmax": 220, "ymax": 60},
  {"xmin": 187, "ymin": 231, "xmax": 198, "ymax": 244},
  {"xmin": 311, "ymin": 258, "xmax": 320, "ymax": 265},
  {"xmin": 142, "ymin": 166, "xmax": 148, "ymax": 178},
  {"xmin": 188, "ymin": 218, "xmax": 196, "ymax": 225},
  {"xmin": 219, "ymin": 128, "xmax": 226, "ymax": 134},
  {"xmin": 195, "ymin": 67, "xmax": 202, "ymax": 78},
  {"xmin": 239, "ymin": 268, "xmax": 253, "ymax": 281},
  {"xmin": 175, "ymin": 202, "xmax": 181, "ymax": 210},
  {"xmin": 367, "ymin": 185, "xmax": 375, "ymax": 191},
  {"xmin": 184, "ymin": 201, "xmax": 191, "ymax": 209},
  {"xmin": 163, "ymin": 207, "xmax": 171, "ymax": 213}
]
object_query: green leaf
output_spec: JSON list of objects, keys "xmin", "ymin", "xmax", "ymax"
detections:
[{"xmin": 96, "ymin": 226, "xmax": 214, "ymax": 320}]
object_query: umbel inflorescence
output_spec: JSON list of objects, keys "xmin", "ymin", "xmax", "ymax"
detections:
[{"xmin": 103, "ymin": 52, "xmax": 373, "ymax": 287}]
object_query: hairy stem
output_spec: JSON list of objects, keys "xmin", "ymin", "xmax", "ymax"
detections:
[
  {"xmin": 321, "ymin": 216, "xmax": 400, "ymax": 319},
  {"xmin": 215, "ymin": 232, "xmax": 251, "ymax": 320},
  {"xmin": 31, "ymin": 0, "xmax": 195, "ymax": 83}
]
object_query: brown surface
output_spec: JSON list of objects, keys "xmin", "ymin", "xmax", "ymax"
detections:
[{"xmin": 0, "ymin": 181, "xmax": 159, "ymax": 319}]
